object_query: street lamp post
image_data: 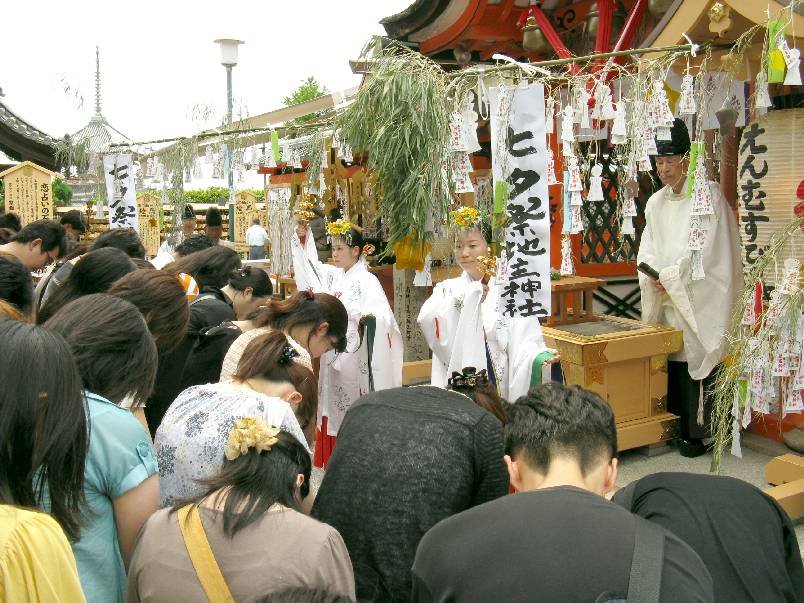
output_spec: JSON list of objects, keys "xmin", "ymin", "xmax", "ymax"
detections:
[{"xmin": 214, "ymin": 38, "xmax": 244, "ymax": 241}]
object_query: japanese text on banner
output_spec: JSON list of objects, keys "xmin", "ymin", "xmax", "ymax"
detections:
[
  {"xmin": 489, "ymin": 83, "xmax": 551, "ymax": 318},
  {"xmin": 103, "ymin": 153, "xmax": 139, "ymax": 231}
]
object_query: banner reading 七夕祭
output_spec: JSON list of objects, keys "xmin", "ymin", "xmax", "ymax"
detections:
[
  {"xmin": 489, "ymin": 83, "xmax": 551, "ymax": 319},
  {"xmin": 103, "ymin": 153, "xmax": 139, "ymax": 231}
]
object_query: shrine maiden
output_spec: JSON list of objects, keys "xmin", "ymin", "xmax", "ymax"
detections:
[
  {"xmin": 638, "ymin": 118, "xmax": 741, "ymax": 457},
  {"xmin": 417, "ymin": 207, "xmax": 556, "ymax": 402},
  {"xmin": 292, "ymin": 219, "xmax": 402, "ymax": 467}
]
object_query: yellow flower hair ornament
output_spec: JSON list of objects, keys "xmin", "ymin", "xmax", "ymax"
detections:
[
  {"xmin": 224, "ymin": 416, "xmax": 280, "ymax": 461},
  {"xmin": 325, "ymin": 219, "xmax": 353, "ymax": 237},
  {"xmin": 449, "ymin": 206, "xmax": 481, "ymax": 229}
]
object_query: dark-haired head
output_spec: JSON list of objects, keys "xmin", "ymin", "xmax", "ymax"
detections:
[
  {"xmin": 163, "ymin": 245, "xmax": 241, "ymax": 290},
  {"xmin": 91, "ymin": 227, "xmax": 146, "ymax": 259},
  {"xmin": 108, "ymin": 269, "xmax": 190, "ymax": 353},
  {"xmin": 504, "ymin": 383, "xmax": 618, "ymax": 496},
  {"xmin": 254, "ymin": 291, "xmax": 347, "ymax": 358},
  {"xmin": 205, "ymin": 207, "xmax": 224, "ymax": 241},
  {"xmin": 255, "ymin": 588, "xmax": 353, "ymax": 603},
  {"xmin": 0, "ymin": 319, "xmax": 88, "ymax": 541},
  {"xmin": 5, "ymin": 220, "xmax": 67, "ymax": 269},
  {"xmin": 0, "ymin": 254, "xmax": 34, "ymax": 318},
  {"xmin": 224, "ymin": 266, "xmax": 273, "ymax": 319},
  {"xmin": 44, "ymin": 294, "xmax": 158, "ymax": 407},
  {"xmin": 0, "ymin": 212, "xmax": 22, "ymax": 232},
  {"xmin": 448, "ymin": 367, "xmax": 507, "ymax": 423},
  {"xmin": 178, "ymin": 427, "xmax": 311, "ymax": 538},
  {"xmin": 235, "ymin": 331, "xmax": 318, "ymax": 440},
  {"xmin": 37, "ymin": 247, "xmax": 137, "ymax": 324},
  {"xmin": 60, "ymin": 210, "xmax": 87, "ymax": 240},
  {"xmin": 0, "ymin": 228, "xmax": 15, "ymax": 244},
  {"xmin": 175, "ymin": 233, "xmax": 215, "ymax": 258}
]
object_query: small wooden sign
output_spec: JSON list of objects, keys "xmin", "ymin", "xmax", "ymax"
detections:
[
  {"xmin": 137, "ymin": 192, "xmax": 161, "ymax": 258},
  {"xmin": 234, "ymin": 191, "xmax": 262, "ymax": 253},
  {"xmin": 0, "ymin": 161, "xmax": 57, "ymax": 226}
]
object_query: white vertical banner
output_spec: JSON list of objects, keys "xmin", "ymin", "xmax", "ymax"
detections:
[
  {"xmin": 489, "ymin": 83, "xmax": 551, "ymax": 319},
  {"xmin": 103, "ymin": 153, "xmax": 139, "ymax": 231}
]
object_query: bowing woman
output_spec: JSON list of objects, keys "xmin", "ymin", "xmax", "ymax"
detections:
[
  {"xmin": 293, "ymin": 218, "xmax": 402, "ymax": 468},
  {"xmin": 417, "ymin": 207, "xmax": 558, "ymax": 402}
]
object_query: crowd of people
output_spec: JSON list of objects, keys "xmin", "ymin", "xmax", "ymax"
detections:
[{"xmin": 0, "ymin": 197, "xmax": 801, "ymax": 603}]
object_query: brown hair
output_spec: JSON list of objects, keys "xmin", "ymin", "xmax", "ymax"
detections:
[
  {"xmin": 234, "ymin": 331, "xmax": 318, "ymax": 436},
  {"xmin": 163, "ymin": 245, "xmax": 241, "ymax": 289},
  {"xmin": 449, "ymin": 375, "xmax": 508, "ymax": 423},
  {"xmin": 0, "ymin": 299, "xmax": 27, "ymax": 321},
  {"xmin": 44, "ymin": 294, "xmax": 158, "ymax": 407},
  {"xmin": 108, "ymin": 269, "xmax": 190, "ymax": 353},
  {"xmin": 254, "ymin": 292, "xmax": 347, "ymax": 353}
]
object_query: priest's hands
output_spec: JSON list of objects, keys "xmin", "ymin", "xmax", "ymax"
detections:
[
  {"xmin": 295, "ymin": 225, "xmax": 307, "ymax": 238},
  {"xmin": 652, "ymin": 280, "xmax": 666, "ymax": 294},
  {"xmin": 481, "ymin": 283, "xmax": 489, "ymax": 303}
]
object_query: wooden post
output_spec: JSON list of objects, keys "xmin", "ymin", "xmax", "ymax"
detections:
[{"xmin": 393, "ymin": 266, "xmax": 430, "ymax": 362}]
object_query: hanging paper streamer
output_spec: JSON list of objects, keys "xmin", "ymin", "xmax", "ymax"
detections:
[
  {"xmin": 103, "ymin": 153, "xmax": 139, "ymax": 231},
  {"xmin": 462, "ymin": 91, "xmax": 482, "ymax": 153},
  {"xmin": 192, "ymin": 159, "xmax": 202, "ymax": 180},
  {"xmin": 413, "ymin": 253, "xmax": 433, "ymax": 287},
  {"xmin": 587, "ymin": 164, "xmax": 605, "ymax": 201},
  {"xmin": 489, "ymin": 83, "xmax": 552, "ymax": 319},
  {"xmin": 691, "ymin": 162, "xmax": 714, "ymax": 216},
  {"xmin": 567, "ymin": 156, "xmax": 583, "ymax": 192}
]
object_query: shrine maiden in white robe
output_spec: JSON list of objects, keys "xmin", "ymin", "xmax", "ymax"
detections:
[
  {"xmin": 637, "ymin": 182, "xmax": 742, "ymax": 380},
  {"xmin": 292, "ymin": 228, "xmax": 403, "ymax": 436},
  {"xmin": 417, "ymin": 271, "xmax": 551, "ymax": 402}
]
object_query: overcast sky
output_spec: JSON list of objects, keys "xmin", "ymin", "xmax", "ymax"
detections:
[{"xmin": 1, "ymin": 0, "xmax": 412, "ymax": 143}]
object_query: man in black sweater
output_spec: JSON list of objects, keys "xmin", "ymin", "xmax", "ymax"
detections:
[
  {"xmin": 613, "ymin": 472, "xmax": 804, "ymax": 602},
  {"xmin": 412, "ymin": 383, "xmax": 714, "ymax": 602},
  {"xmin": 312, "ymin": 386, "xmax": 509, "ymax": 602}
]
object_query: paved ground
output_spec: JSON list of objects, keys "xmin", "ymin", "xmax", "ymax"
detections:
[{"xmin": 311, "ymin": 433, "xmax": 804, "ymax": 556}]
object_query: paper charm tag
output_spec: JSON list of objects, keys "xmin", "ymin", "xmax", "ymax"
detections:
[
  {"xmin": 413, "ymin": 254, "xmax": 433, "ymax": 287},
  {"xmin": 785, "ymin": 387, "xmax": 804, "ymax": 414},
  {"xmin": 568, "ymin": 157, "xmax": 583, "ymax": 191},
  {"xmin": 679, "ymin": 74, "xmax": 697, "ymax": 115},
  {"xmin": 546, "ymin": 148, "xmax": 560, "ymax": 185},
  {"xmin": 765, "ymin": 290, "xmax": 784, "ymax": 325},
  {"xmin": 570, "ymin": 191, "xmax": 583, "ymax": 207},
  {"xmin": 545, "ymin": 98, "xmax": 556, "ymax": 135},
  {"xmin": 449, "ymin": 112, "xmax": 467, "ymax": 152},
  {"xmin": 570, "ymin": 206, "xmax": 584, "ymax": 233},
  {"xmin": 611, "ymin": 101, "xmax": 628, "ymax": 144},
  {"xmin": 779, "ymin": 258, "xmax": 801, "ymax": 295},
  {"xmin": 773, "ymin": 342, "xmax": 791, "ymax": 377},
  {"xmin": 621, "ymin": 216, "xmax": 635, "ymax": 236},
  {"xmin": 740, "ymin": 295, "xmax": 756, "ymax": 326},
  {"xmin": 560, "ymin": 236, "xmax": 574, "ymax": 275},
  {"xmin": 496, "ymin": 252, "xmax": 510, "ymax": 285},
  {"xmin": 691, "ymin": 250, "xmax": 706, "ymax": 280},
  {"xmin": 655, "ymin": 126, "xmax": 672, "ymax": 141},
  {"xmin": 587, "ymin": 164, "xmax": 605, "ymax": 201},
  {"xmin": 781, "ymin": 43, "xmax": 802, "ymax": 87},
  {"xmin": 579, "ymin": 90, "xmax": 591, "ymax": 130},
  {"xmin": 645, "ymin": 128, "xmax": 658, "ymax": 156},
  {"xmin": 755, "ymin": 71, "xmax": 773, "ymax": 109},
  {"xmin": 794, "ymin": 369, "xmax": 804, "ymax": 390}
]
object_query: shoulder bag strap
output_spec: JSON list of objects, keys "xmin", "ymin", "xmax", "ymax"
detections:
[
  {"xmin": 627, "ymin": 517, "xmax": 665, "ymax": 603},
  {"xmin": 177, "ymin": 504, "xmax": 235, "ymax": 603}
]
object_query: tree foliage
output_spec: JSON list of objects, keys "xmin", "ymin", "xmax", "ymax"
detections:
[
  {"xmin": 282, "ymin": 76, "xmax": 329, "ymax": 133},
  {"xmin": 53, "ymin": 179, "xmax": 73, "ymax": 206}
]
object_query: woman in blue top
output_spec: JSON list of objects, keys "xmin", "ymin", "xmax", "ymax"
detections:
[{"xmin": 44, "ymin": 294, "xmax": 160, "ymax": 603}]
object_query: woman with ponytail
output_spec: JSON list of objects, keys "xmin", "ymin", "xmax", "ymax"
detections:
[
  {"xmin": 293, "ymin": 219, "xmax": 402, "ymax": 468},
  {"xmin": 156, "ymin": 331, "xmax": 316, "ymax": 507},
  {"xmin": 128, "ymin": 417, "xmax": 355, "ymax": 602}
]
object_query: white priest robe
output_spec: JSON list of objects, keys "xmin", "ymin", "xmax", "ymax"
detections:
[
  {"xmin": 292, "ymin": 228, "xmax": 403, "ymax": 436},
  {"xmin": 417, "ymin": 271, "xmax": 551, "ymax": 402},
  {"xmin": 637, "ymin": 183, "xmax": 742, "ymax": 380}
]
